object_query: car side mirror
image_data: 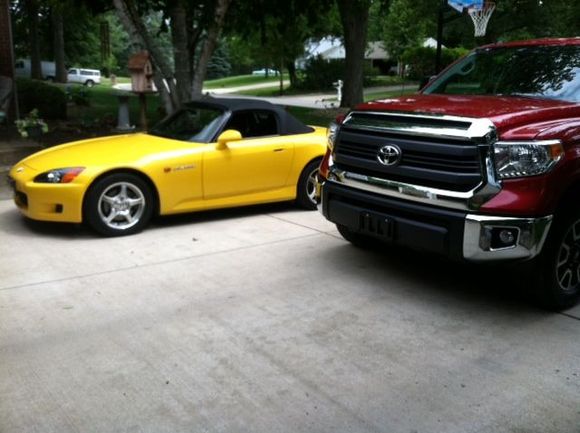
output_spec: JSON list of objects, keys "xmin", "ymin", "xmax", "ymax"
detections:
[{"xmin": 216, "ymin": 129, "xmax": 242, "ymax": 150}]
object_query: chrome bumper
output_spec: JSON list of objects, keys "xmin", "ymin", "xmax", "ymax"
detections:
[
  {"xmin": 463, "ymin": 214, "xmax": 552, "ymax": 261},
  {"xmin": 317, "ymin": 178, "xmax": 552, "ymax": 262}
]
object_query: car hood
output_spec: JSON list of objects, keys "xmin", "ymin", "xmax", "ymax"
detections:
[
  {"xmin": 357, "ymin": 94, "xmax": 580, "ymax": 136},
  {"xmin": 18, "ymin": 133, "xmax": 203, "ymax": 171}
]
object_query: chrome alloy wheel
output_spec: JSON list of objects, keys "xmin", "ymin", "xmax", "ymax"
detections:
[
  {"xmin": 306, "ymin": 167, "xmax": 318, "ymax": 205},
  {"xmin": 555, "ymin": 219, "xmax": 580, "ymax": 294},
  {"xmin": 97, "ymin": 182, "xmax": 146, "ymax": 231}
]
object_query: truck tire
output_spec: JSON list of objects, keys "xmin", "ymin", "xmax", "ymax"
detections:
[
  {"xmin": 534, "ymin": 209, "xmax": 580, "ymax": 310},
  {"xmin": 85, "ymin": 80, "xmax": 95, "ymax": 87}
]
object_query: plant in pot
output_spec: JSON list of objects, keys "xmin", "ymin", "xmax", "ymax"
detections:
[{"xmin": 15, "ymin": 109, "xmax": 49, "ymax": 140}]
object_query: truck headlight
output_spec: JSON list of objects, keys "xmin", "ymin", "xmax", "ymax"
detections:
[
  {"xmin": 493, "ymin": 140, "xmax": 563, "ymax": 179},
  {"xmin": 327, "ymin": 122, "xmax": 339, "ymax": 149}
]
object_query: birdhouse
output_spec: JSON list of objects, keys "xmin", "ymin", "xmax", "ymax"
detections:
[{"xmin": 128, "ymin": 51, "xmax": 154, "ymax": 93}]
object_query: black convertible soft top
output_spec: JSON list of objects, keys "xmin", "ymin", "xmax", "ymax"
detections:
[{"xmin": 187, "ymin": 96, "xmax": 314, "ymax": 136}]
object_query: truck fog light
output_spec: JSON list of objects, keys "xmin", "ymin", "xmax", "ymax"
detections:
[
  {"xmin": 499, "ymin": 229, "xmax": 515, "ymax": 244},
  {"xmin": 491, "ymin": 227, "xmax": 519, "ymax": 249}
]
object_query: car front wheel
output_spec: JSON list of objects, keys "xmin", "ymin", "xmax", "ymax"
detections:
[
  {"xmin": 84, "ymin": 173, "xmax": 153, "ymax": 236},
  {"xmin": 296, "ymin": 159, "xmax": 321, "ymax": 210}
]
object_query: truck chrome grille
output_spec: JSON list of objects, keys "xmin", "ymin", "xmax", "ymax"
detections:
[{"xmin": 334, "ymin": 112, "xmax": 487, "ymax": 192}]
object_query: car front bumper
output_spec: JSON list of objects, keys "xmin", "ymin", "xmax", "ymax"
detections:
[
  {"xmin": 7, "ymin": 169, "xmax": 85, "ymax": 223},
  {"xmin": 319, "ymin": 180, "xmax": 552, "ymax": 262}
]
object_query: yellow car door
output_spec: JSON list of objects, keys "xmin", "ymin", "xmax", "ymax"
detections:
[{"xmin": 203, "ymin": 134, "xmax": 294, "ymax": 200}]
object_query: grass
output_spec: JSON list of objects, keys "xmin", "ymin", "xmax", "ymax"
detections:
[
  {"xmin": 286, "ymin": 106, "xmax": 346, "ymax": 127},
  {"xmin": 236, "ymin": 84, "xmax": 291, "ymax": 97},
  {"xmin": 203, "ymin": 73, "xmax": 288, "ymax": 89},
  {"xmin": 51, "ymin": 83, "xmax": 162, "ymax": 129},
  {"xmin": 44, "ymin": 73, "xmax": 417, "ymax": 133}
]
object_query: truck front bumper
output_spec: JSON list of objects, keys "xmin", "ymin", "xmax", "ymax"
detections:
[{"xmin": 320, "ymin": 181, "xmax": 552, "ymax": 262}]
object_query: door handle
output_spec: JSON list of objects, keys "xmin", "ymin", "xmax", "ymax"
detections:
[{"xmin": 273, "ymin": 148, "xmax": 285, "ymax": 152}]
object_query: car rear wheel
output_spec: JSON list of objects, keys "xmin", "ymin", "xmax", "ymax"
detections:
[
  {"xmin": 296, "ymin": 159, "xmax": 321, "ymax": 210},
  {"xmin": 85, "ymin": 80, "xmax": 95, "ymax": 87},
  {"xmin": 84, "ymin": 173, "xmax": 153, "ymax": 236},
  {"xmin": 533, "ymin": 209, "xmax": 580, "ymax": 310}
]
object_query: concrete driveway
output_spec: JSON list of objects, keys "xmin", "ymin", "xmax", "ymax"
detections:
[{"xmin": 0, "ymin": 198, "xmax": 579, "ymax": 433}]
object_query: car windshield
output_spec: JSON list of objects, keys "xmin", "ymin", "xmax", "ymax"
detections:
[
  {"xmin": 423, "ymin": 45, "xmax": 580, "ymax": 103},
  {"xmin": 149, "ymin": 106, "xmax": 225, "ymax": 142}
]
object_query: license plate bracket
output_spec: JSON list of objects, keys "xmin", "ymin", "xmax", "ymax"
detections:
[{"xmin": 359, "ymin": 211, "xmax": 394, "ymax": 240}]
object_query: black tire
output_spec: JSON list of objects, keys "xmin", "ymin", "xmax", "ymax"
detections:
[
  {"xmin": 336, "ymin": 224, "xmax": 376, "ymax": 249},
  {"xmin": 532, "ymin": 209, "xmax": 580, "ymax": 310},
  {"xmin": 296, "ymin": 159, "xmax": 321, "ymax": 210},
  {"xmin": 85, "ymin": 80, "xmax": 95, "ymax": 88},
  {"xmin": 84, "ymin": 173, "xmax": 153, "ymax": 236}
]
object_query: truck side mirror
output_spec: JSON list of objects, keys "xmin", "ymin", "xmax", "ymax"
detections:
[{"xmin": 216, "ymin": 129, "xmax": 242, "ymax": 150}]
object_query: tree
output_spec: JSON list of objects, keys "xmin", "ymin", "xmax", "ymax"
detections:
[
  {"xmin": 113, "ymin": 0, "xmax": 232, "ymax": 113},
  {"xmin": 381, "ymin": 0, "xmax": 429, "ymax": 74},
  {"xmin": 51, "ymin": 1, "xmax": 67, "ymax": 82},
  {"xmin": 226, "ymin": 0, "xmax": 338, "ymax": 94},
  {"xmin": 336, "ymin": 0, "xmax": 371, "ymax": 107},
  {"xmin": 25, "ymin": 0, "xmax": 42, "ymax": 79}
]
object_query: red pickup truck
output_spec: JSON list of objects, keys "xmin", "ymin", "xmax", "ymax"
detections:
[{"xmin": 317, "ymin": 38, "xmax": 580, "ymax": 309}]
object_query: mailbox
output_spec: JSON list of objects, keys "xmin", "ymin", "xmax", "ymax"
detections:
[{"xmin": 128, "ymin": 51, "xmax": 154, "ymax": 93}]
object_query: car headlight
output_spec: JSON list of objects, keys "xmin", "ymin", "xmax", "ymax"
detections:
[
  {"xmin": 493, "ymin": 140, "xmax": 563, "ymax": 179},
  {"xmin": 34, "ymin": 167, "xmax": 85, "ymax": 183}
]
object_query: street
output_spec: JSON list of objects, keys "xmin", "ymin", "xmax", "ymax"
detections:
[{"xmin": 0, "ymin": 198, "xmax": 579, "ymax": 433}]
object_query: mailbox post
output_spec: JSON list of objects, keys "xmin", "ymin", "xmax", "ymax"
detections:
[{"xmin": 128, "ymin": 51, "xmax": 154, "ymax": 130}]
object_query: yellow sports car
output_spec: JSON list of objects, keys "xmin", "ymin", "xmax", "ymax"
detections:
[{"xmin": 8, "ymin": 98, "xmax": 327, "ymax": 236}]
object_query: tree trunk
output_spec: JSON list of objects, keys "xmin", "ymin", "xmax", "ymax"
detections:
[
  {"xmin": 52, "ymin": 4, "xmax": 67, "ymax": 83},
  {"xmin": 279, "ymin": 55, "xmax": 284, "ymax": 95},
  {"xmin": 286, "ymin": 61, "xmax": 296, "ymax": 88},
  {"xmin": 113, "ymin": 0, "xmax": 180, "ymax": 112},
  {"xmin": 26, "ymin": 0, "xmax": 42, "ymax": 80},
  {"xmin": 191, "ymin": 0, "xmax": 232, "ymax": 97},
  {"xmin": 337, "ymin": 0, "xmax": 370, "ymax": 108},
  {"xmin": 169, "ymin": 2, "xmax": 190, "ymax": 104}
]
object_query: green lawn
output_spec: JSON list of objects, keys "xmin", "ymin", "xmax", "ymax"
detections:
[
  {"xmin": 235, "ymin": 83, "xmax": 291, "ymax": 97},
  {"xmin": 286, "ymin": 106, "xmax": 346, "ymax": 127},
  {"xmin": 203, "ymin": 74, "xmax": 287, "ymax": 89},
  {"xmin": 52, "ymin": 83, "xmax": 162, "ymax": 128}
]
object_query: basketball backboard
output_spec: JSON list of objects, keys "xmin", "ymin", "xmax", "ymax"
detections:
[{"xmin": 448, "ymin": 0, "xmax": 483, "ymax": 13}]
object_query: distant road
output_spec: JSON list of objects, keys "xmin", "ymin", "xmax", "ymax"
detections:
[{"xmin": 113, "ymin": 82, "xmax": 418, "ymax": 109}]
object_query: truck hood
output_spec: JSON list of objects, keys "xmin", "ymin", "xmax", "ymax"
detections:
[{"xmin": 357, "ymin": 94, "xmax": 580, "ymax": 138}]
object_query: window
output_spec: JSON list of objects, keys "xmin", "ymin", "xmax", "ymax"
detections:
[
  {"xmin": 224, "ymin": 110, "xmax": 279, "ymax": 138},
  {"xmin": 149, "ymin": 106, "xmax": 225, "ymax": 142},
  {"xmin": 424, "ymin": 45, "xmax": 580, "ymax": 103}
]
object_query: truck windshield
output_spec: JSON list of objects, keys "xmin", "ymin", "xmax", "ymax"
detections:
[{"xmin": 423, "ymin": 45, "xmax": 580, "ymax": 103}]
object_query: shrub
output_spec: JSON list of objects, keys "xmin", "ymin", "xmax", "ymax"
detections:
[
  {"xmin": 16, "ymin": 78, "xmax": 67, "ymax": 119},
  {"xmin": 401, "ymin": 46, "xmax": 469, "ymax": 80},
  {"xmin": 295, "ymin": 56, "xmax": 378, "ymax": 91}
]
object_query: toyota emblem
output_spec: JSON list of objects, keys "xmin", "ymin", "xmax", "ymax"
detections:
[{"xmin": 377, "ymin": 145, "xmax": 402, "ymax": 166}]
